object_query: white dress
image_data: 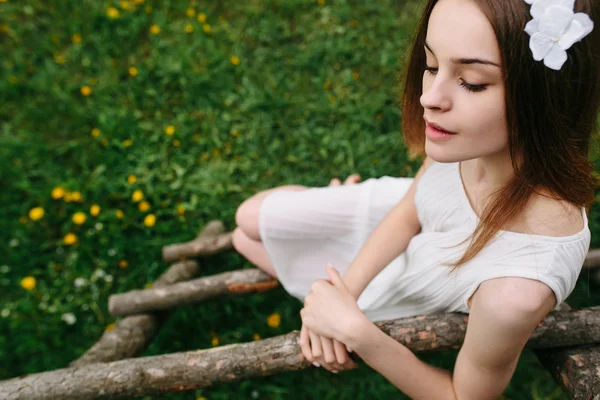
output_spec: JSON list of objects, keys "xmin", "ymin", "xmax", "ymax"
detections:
[{"xmin": 258, "ymin": 161, "xmax": 591, "ymax": 322}]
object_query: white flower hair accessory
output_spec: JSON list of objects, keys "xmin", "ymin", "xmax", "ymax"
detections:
[{"xmin": 524, "ymin": 0, "xmax": 594, "ymax": 70}]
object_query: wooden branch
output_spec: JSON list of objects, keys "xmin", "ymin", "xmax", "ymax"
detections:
[
  {"xmin": 4, "ymin": 306, "xmax": 600, "ymax": 399},
  {"xmin": 583, "ymin": 249, "xmax": 600, "ymax": 269},
  {"xmin": 536, "ymin": 344, "xmax": 600, "ymax": 399},
  {"xmin": 109, "ymin": 269, "xmax": 279, "ymax": 317},
  {"xmin": 534, "ymin": 303, "xmax": 600, "ymax": 400},
  {"xmin": 162, "ymin": 231, "xmax": 233, "ymax": 263},
  {"xmin": 69, "ymin": 221, "xmax": 226, "ymax": 367}
]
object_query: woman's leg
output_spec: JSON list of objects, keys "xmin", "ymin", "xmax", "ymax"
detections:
[{"xmin": 232, "ymin": 175, "xmax": 361, "ymax": 278}]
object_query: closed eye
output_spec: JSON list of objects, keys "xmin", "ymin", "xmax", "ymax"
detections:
[{"xmin": 424, "ymin": 66, "xmax": 488, "ymax": 93}]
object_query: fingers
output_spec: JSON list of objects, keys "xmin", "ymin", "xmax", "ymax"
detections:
[
  {"xmin": 299, "ymin": 324, "xmax": 314, "ymax": 364},
  {"xmin": 343, "ymin": 174, "xmax": 361, "ymax": 184},
  {"xmin": 299, "ymin": 323, "xmax": 358, "ymax": 373},
  {"xmin": 333, "ymin": 340, "xmax": 358, "ymax": 370},
  {"xmin": 319, "ymin": 336, "xmax": 343, "ymax": 373},
  {"xmin": 308, "ymin": 329, "xmax": 324, "ymax": 367}
]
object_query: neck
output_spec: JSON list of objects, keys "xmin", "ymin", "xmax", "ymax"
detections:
[{"xmin": 462, "ymin": 150, "xmax": 517, "ymax": 194}]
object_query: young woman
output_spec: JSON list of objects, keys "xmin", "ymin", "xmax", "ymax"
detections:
[{"xmin": 233, "ymin": 0, "xmax": 599, "ymax": 397}]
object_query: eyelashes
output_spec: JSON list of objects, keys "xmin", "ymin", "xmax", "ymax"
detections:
[{"xmin": 423, "ymin": 66, "xmax": 488, "ymax": 93}]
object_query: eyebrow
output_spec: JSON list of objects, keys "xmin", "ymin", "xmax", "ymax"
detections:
[{"xmin": 424, "ymin": 41, "xmax": 500, "ymax": 68}]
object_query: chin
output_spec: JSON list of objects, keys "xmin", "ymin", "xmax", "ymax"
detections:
[{"xmin": 424, "ymin": 147, "xmax": 461, "ymax": 164}]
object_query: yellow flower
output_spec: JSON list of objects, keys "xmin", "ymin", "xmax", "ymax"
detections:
[
  {"xmin": 176, "ymin": 205, "xmax": 185, "ymax": 216},
  {"xmin": 173, "ymin": 139, "xmax": 181, "ymax": 147},
  {"xmin": 267, "ymin": 313, "xmax": 281, "ymax": 328},
  {"xmin": 120, "ymin": 0, "xmax": 131, "ymax": 10},
  {"xmin": 105, "ymin": 322, "xmax": 116, "ymax": 331},
  {"xmin": 72, "ymin": 212, "xmax": 87, "ymax": 225},
  {"xmin": 144, "ymin": 214, "xmax": 156, "ymax": 227},
  {"xmin": 197, "ymin": 13, "xmax": 207, "ymax": 23},
  {"xmin": 28, "ymin": 207, "xmax": 45, "ymax": 221},
  {"xmin": 21, "ymin": 276, "xmax": 36, "ymax": 290},
  {"xmin": 164, "ymin": 125, "xmax": 175, "ymax": 136},
  {"xmin": 115, "ymin": 209, "xmax": 124, "ymax": 219},
  {"xmin": 133, "ymin": 0, "xmax": 144, "ymax": 4},
  {"xmin": 150, "ymin": 24, "xmax": 161, "ymax": 35},
  {"xmin": 107, "ymin": 7, "xmax": 120, "ymax": 19},
  {"xmin": 72, "ymin": 33, "xmax": 82, "ymax": 44},
  {"xmin": 51, "ymin": 186, "xmax": 65, "ymax": 199},
  {"xmin": 118, "ymin": 259, "xmax": 128, "ymax": 269},
  {"xmin": 90, "ymin": 204, "xmax": 101, "ymax": 216},
  {"xmin": 127, "ymin": 174, "xmax": 137, "ymax": 184},
  {"xmin": 138, "ymin": 201, "xmax": 150, "ymax": 212},
  {"xmin": 145, "ymin": 282, "xmax": 153, "ymax": 289},
  {"xmin": 132, "ymin": 190, "xmax": 144, "ymax": 202},
  {"xmin": 196, "ymin": 397, "xmax": 207, "ymax": 400},
  {"xmin": 202, "ymin": 24, "xmax": 211, "ymax": 33},
  {"xmin": 128, "ymin": 66, "xmax": 138, "ymax": 77},
  {"xmin": 229, "ymin": 56, "xmax": 240, "ymax": 65},
  {"xmin": 253, "ymin": 333, "xmax": 261, "ymax": 341},
  {"xmin": 317, "ymin": 0, "xmax": 325, "ymax": 5},
  {"xmin": 211, "ymin": 337, "xmax": 219, "ymax": 347},
  {"xmin": 91, "ymin": 128, "xmax": 101, "ymax": 137},
  {"xmin": 186, "ymin": 8, "xmax": 195, "ymax": 17},
  {"xmin": 123, "ymin": 139, "xmax": 133, "ymax": 147},
  {"xmin": 70, "ymin": 191, "xmax": 83, "ymax": 202},
  {"xmin": 63, "ymin": 233, "xmax": 78, "ymax": 245},
  {"xmin": 80, "ymin": 86, "xmax": 92, "ymax": 96},
  {"xmin": 54, "ymin": 54, "xmax": 66, "ymax": 64},
  {"xmin": 184, "ymin": 24, "xmax": 194, "ymax": 33}
]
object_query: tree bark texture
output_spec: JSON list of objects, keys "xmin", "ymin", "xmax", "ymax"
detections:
[
  {"xmin": 4, "ymin": 306, "xmax": 600, "ymax": 399},
  {"xmin": 536, "ymin": 344, "xmax": 600, "ymax": 400},
  {"xmin": 69, "ymin": 221, "xmax": 225, "ymax": 367},
  {"xmin": 162, "ymin": 231, "xmax": 233, "ymax": 263},
  {"xmin": 534, "ymin": 303, "xmax": 600, "ymax": 400},
  {"xmin": 108, "ymin": 269, "xmax": 279, "ymax": 317}
]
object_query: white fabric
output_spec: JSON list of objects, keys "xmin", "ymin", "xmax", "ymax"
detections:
[{"xmin": 258, "ymin": 161, "xmax": 591, "ymax": 322}]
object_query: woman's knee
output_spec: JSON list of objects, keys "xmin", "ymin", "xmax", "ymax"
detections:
[
  {"xmin": 235, "ymin": 184, "xmax": 308, "ymax": 241},
  {"xmin": 231, "ymin": 227, "xmax": 249, "ymax": 254}
]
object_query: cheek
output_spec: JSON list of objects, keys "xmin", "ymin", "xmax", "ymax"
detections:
[{"xmin": 468, "ymin": 91, "xmax": 506, "ymax": 131}]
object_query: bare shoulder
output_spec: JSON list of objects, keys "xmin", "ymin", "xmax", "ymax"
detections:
[
  {"xmin": 469, "ymin": 276, "xmax": 556, "ymax": 315},
  {"xmin": 507, "ymin": 189, "xmax": 584, "ymax": 237}
]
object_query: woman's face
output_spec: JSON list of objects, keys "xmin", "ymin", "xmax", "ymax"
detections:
[{"xmin": 420, "ymin": 0, "xmax": 508, "ymax": 163}]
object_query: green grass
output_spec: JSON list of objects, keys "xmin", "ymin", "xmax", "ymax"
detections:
[{"xmin": 1, "ymin": 0, "xmax": 599, "ymax": 399}]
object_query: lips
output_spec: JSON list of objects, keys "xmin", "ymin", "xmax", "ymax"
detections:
[{"xmin": 425, "ymin": 119, "xmax": 456, "ymax": 134}]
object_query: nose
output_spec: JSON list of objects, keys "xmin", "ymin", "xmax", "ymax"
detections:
[{"xmin": 420, "ymin": 75, "xmax": 452, "ymax": 112}]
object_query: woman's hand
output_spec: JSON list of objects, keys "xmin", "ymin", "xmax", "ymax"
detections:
[
  {"xmin": 299, "ymin": 264, "xmax": 369, "ymax": 372},
  {"xmin": 299, "ymin": 323, "xmax": 357, "ymax": 373}
]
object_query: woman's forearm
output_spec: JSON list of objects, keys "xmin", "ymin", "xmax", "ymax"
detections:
[
  {"xmin": 342, "ymin": 198, "xmax": 420, "ymax": 299},
  {"xmin": 344, "ymin": 318, "xmax": 457, "ymax": 400}
]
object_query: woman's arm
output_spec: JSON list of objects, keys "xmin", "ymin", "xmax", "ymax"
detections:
[
  {"xmin": 339, "ymin": 278, "xmax": 556, "ymax": 399},
  {"xmin": 343, "ymin": 156, "xmax": 434, "ymax": 299}
]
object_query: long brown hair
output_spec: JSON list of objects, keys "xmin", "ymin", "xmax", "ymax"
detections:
[{"xmin": 400, "ymin": 0, "xmax": 600, "ymax": 270}]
